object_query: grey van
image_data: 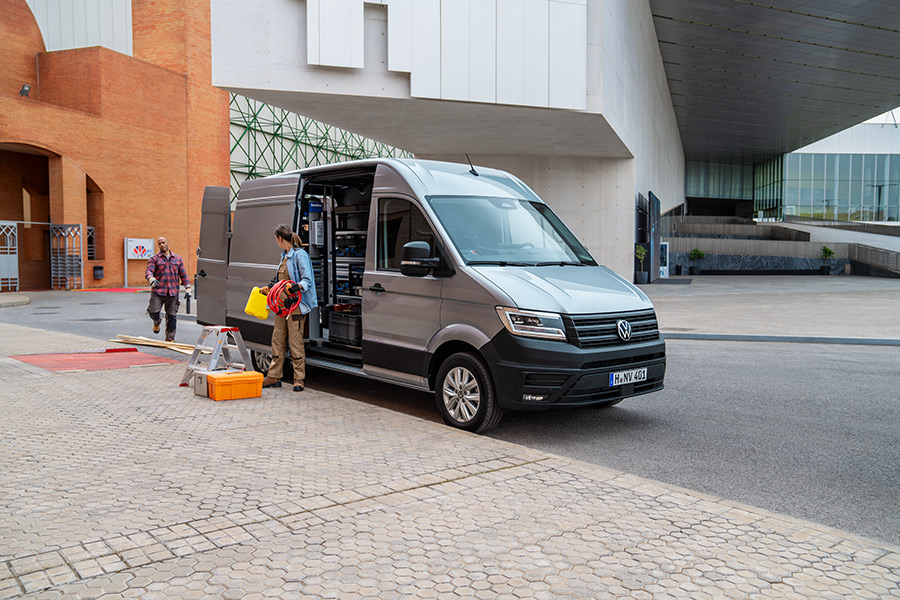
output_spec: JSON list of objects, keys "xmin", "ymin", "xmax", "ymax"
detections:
[{"xmin": 196, "ymin": 159, "xmax": 665, "ymax": 433}]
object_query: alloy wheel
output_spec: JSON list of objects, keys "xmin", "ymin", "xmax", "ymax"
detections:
[{"xmin": 442, "ymin": 366, "xmax": 481, "ymax": 423}]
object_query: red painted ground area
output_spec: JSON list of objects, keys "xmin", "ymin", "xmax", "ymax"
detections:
[{"xmin": 14, "ymin": 349, "xmax": 182, "ymax": 372}]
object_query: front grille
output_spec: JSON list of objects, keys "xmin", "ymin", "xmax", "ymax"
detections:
[{"xmin": 564, "ymin": 309, "xmax": 660, "ymax": 349}]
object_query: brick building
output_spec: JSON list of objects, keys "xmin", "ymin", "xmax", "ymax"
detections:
[{"xmin": 0, "ymin": 0, "xmax": 229, "ymax": 290}]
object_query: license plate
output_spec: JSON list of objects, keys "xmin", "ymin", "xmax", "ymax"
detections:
[{"xmin": 609, "ymin": 368, "xmax": 647, "ymax": 387}]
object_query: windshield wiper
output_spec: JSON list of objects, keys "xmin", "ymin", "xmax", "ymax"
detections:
[
  {"xmin": 467, "ymin": 260, "xmax": 535, "ymax": 266},
  {"xmin": 535, "ymin": 261, "xmax": 586, "ymax": 266}
]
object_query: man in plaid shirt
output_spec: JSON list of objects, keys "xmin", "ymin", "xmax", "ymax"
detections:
[{"xmin": 145, "ymin": 237, "xmax": 191, "ymax": 342}]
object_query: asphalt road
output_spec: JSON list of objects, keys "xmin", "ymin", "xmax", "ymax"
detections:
[
  {"xmin": 492, "ymin": 339, "xmax": 900, "ymax": 547},
  {"xmin": 3, "ymin": 290, "xmax": 899, "ymax": 546},
  {"xmin": 0, "ymin": 290, "xmax": 207, "ymax": 358}
]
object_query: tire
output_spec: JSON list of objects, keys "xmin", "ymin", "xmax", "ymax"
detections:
[
  {"xmin": 251, "ymin": 349, "xmax": 272, "ymax": 374},
  {"xmin": 435, "ymin": 352, "xmax": 502, "ymax": 434}
]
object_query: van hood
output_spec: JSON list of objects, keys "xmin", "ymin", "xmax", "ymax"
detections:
[{"xmin": 472, "ymin": 265, "xmax": 653, "ymax": 315}]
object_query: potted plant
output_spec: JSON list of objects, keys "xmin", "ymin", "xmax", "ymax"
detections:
[
  {"xmin": 820, "ymin": 245, "xmax": 834, "ymax": 275},
  {"xmin": 688, "ymin": 248, "xmax": 705, "ymax": 275},
  {"xmin": 634, "ymin": 244, "xmax": 648, "ymax": 284}
]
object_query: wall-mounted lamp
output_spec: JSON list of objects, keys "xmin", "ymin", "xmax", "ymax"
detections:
[{"xmin": 19, "ymin": 84, "xmax": 31, "ymax": 97}]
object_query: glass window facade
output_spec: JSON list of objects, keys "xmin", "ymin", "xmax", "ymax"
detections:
[
  {"xmin": 759, "ymin": 153, "xmax": 900, "ymax": 222},
  {"xmin": 686, "ymin": 161, "xmax": 754, "ymax": 200},
  {"xmin": 753, "ymin": 156, "xmax": 783, "ymax": 217}
]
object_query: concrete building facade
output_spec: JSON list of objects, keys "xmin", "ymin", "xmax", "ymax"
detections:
[
  {"xmin": 211, "ymin": 0, "xmax": 685, "ymax": 278},
  {"xmin": 210, "ymin": 0, "xmax": 900, "ymax": 278}
]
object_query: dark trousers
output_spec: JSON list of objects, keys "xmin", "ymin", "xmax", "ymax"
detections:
[{"xmin": 148, "ymin": 292, "xmax": 179, "ymax": 334}]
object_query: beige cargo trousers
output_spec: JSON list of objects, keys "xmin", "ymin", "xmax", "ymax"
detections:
[
  {"xmin": 268, "ymin": 313, "xmax": 306, "ymax": 386},
  {"xmin": 266, "ymin": 258, "xmax": 307, "ymax": 386}
]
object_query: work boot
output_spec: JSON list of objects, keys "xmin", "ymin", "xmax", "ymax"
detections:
[
  {"xmin": 165, "ymin": 331, "xmax": 175, "ymax": 342},
  {"xmin": 262, "ymin": 377, "xmax": 282, "ymax": 388},
  {"xmin": 152, "ymin": 319, "xmax": 161, "ymax": 334}
]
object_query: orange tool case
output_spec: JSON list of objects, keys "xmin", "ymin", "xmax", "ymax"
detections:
[{"xmin": 206, "ymin": 370, "xmax": 263, "ymax": 401}]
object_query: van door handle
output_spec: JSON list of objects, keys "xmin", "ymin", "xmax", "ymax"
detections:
[
  {"xmin": 198, "ymin": 270, "xmax": 207, "ymax": 277},
  {"xmin": 368, "ymin": 283, "xmax": 385, "ymax": 293}
]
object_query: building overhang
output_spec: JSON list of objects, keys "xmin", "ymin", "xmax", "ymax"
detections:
[
  {"xmin": 650, "ymin": 0, "xmax": 900, "ymax": 163},
  {"xmin": 227, "ymin": 88, "xmax": 631, "ymax": 158}
]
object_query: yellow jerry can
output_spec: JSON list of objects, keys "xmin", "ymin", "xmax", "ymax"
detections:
[{"xmin": 243, "ymin": 286, "xmax": 270, "ymax": 320}]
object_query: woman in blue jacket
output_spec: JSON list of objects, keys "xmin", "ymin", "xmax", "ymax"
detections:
[{"xmin": 260, "ymin": 224, "xmax": 318, "ymax": 392}]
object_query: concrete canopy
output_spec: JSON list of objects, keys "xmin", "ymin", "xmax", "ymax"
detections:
[
  {"xmin": 650, "ymin": 0, "xmax": 900, "ymax": 163},
  {"xmin": 225, "ymin": 88, "xmax": 631, "ymax": 159},
  {"xmin": 210, "ymin": 0, "xmax": 687, "ymax": 277}
]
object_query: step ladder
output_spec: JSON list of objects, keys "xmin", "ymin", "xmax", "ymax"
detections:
[{"xmin": 180, "ymin": 326, "xmax": 253, "ymax": 386}]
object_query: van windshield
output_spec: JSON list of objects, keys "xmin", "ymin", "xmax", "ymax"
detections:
[{"xmin": 427, "ymin": 196, "xmax": 596, "ymax": 266}]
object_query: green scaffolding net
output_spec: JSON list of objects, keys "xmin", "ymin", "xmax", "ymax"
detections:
[{"xmin": 230, "ymin": 94, "xmax": 412, "ymax": 203}]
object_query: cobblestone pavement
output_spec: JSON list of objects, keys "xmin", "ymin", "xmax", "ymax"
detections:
[{"xmin": 1, "ymin": 322, "xmax": 899, "ymax": 599}]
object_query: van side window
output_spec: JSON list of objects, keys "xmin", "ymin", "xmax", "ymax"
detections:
[{"xmin": 377, "ymin": 198, "xmax": 435, "ymax": 271}]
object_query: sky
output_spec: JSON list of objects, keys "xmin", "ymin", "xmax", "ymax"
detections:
[{"xmin": 864, "ymin": 108, "xmax": 900, "ymax": 125}]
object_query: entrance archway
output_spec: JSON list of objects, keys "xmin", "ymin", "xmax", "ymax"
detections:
[{"xmin": 0, "ymin": 142, "xmax": 104, "ymax": 290}]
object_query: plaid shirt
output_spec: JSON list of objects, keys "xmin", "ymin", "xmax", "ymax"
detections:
[{"xmin": 145, "ymin": 252, "xmax": 189, "ymax": 296}]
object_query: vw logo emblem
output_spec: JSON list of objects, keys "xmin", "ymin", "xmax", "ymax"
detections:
[{"xmin": 616, "ymin": 319, "xmax": 632, "ymax": 341}]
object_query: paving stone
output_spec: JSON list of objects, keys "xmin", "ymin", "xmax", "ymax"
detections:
[{"xmin": 1, "ymin": 322, "xmax": 899, "ymax": 599}]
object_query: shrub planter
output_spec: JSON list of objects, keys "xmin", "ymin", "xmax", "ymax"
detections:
[
  {"xmin": 635, "ymin": 271, "xmax": 649, "ymax": 284},
  {"xmin": 687, "ymin": 248, "xmax": 705, "ymax": 277}
]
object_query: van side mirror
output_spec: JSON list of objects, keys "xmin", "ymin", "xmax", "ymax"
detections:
[{"xmin": 400, "ymin": 241, "xmax": 440, "ymax": 277}]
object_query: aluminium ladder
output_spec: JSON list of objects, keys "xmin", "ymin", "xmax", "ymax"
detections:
[{"xmin": 180, "ymin": 326, "xmax": 253, "ymax": 386}]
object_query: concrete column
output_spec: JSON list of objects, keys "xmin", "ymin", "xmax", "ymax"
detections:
[
  {"xmin": 48, "ymin": 155, "xmax": 87, "ymax": 286},
  {"xmin": 48, "ymin": 155, "xmax": 87, "ymax": 226},
  {"xmin": 417, "ymin": 155, "xmax": 636, "ymax": 278}
]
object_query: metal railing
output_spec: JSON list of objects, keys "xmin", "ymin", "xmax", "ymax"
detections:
[
  {"xmin": 86, "ymin": 226, "xmax": 96, "ymax": 260},
  {"xmin": 661, "ymin": 214, "xmax": 755, "ymax": 236},
  {"xmin": 850, "ymin": 244, "xmax": 900, "ymax": 274},
  {"xmin": 50, "ymin": 224, "xmax": 83, "ymax": 290},
  {"xmin": 0, "ymin": 221, "xmax": 18, "ymax": 292},
  {"xmin": 784, "ymin": 216, "xmax": 900, "ymax": 238}
]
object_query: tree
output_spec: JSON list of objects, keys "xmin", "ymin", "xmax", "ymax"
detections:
[{"xmin": 635, "ymin": 245, "xmax": 647, "ymax": 272}]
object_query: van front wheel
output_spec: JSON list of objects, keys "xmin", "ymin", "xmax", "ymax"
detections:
[{"xmin": 435, "ymin": 353, "xmax": 502, "ymax": 434}]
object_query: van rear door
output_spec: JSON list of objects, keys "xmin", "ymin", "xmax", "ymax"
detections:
[
  {"xmin": 196, "ymin": 186, "xmax": 231, "ymax": 326},
  {"xmin": 224, "ymin": 175, "xmax": 299, "ymax": 347}
]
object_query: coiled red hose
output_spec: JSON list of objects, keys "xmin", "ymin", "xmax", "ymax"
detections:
[{"xmin": 266, "ymin": 280, "xmax": 302, "ymax": 318}]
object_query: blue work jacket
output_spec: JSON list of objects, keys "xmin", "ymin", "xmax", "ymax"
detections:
[{"xmin": 281, "ymin": 246, "xmax": 318, "ymax": 315}]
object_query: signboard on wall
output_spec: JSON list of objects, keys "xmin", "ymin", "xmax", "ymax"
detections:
[
  {"xmin": 125, "ymin": 238, "xmax": 154, "ymax": 260},
  {"xmin": 124, "ymin": 237, "xmax": 155, "ymax": 287}
]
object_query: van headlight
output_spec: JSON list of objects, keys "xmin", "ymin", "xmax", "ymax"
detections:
[{"xmin": 496, "ymin": 307, "xmax": 567, "ymax": 341}]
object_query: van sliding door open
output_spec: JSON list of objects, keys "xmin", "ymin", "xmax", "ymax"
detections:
[{"xmin": 299, "ymin": 168, "xmax": 374, "ymax": 357}]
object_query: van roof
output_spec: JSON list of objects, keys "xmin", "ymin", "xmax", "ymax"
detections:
[{"xmin": 298, "ymin": 158, "xmax": 543, "ymax": 203}]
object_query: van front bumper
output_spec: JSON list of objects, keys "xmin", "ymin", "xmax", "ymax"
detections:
[{"xmin": 479, "ymin": 330, "xmax": 666, "ymax": 411}]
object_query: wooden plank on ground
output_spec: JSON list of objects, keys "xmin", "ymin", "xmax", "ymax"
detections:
[{"xmin": 110, "ymin": 334, "xmax": 205, "ymax": 355}]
